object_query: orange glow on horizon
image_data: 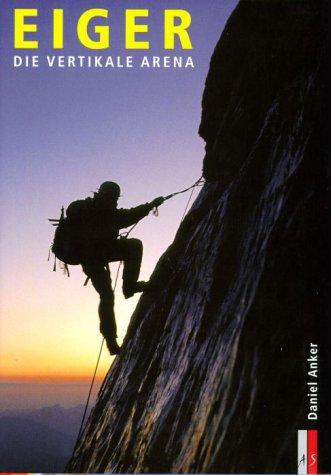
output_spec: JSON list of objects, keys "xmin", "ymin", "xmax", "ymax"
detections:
[{"xmin": 0, "ymin": 374, "xmax": 106, "ymax": 384}]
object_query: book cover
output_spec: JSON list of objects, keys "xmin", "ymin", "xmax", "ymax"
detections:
[{"xmin": 0, "ymin": 1, "xmax": 329, "ymax": 474}]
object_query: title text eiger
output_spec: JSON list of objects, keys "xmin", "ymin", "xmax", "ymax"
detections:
[{"xmin": 14, "ymin": 9, "xmax": 193, "ymax": 50}]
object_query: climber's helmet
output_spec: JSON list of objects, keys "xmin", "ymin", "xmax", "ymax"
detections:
[{"xmin": 98, "ymin": 181, "xmax": 121, "ymax": 199}]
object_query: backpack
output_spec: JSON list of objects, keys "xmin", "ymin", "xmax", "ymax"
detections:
[{"xmin": 50, "ymin": 198, "xmax": 94, "ymax": 266}]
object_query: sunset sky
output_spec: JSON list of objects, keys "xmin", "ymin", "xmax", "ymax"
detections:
[{"xmin": 0, "ymin": 0, "xmax": 237, "ymax": 409}]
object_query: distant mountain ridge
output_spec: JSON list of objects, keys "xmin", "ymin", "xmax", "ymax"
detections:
[{"xmin": 0, "ymin": 405, "xmax": 87, "ymax": 472}]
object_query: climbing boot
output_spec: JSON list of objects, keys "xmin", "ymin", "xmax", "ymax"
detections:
[
  {"xmin": 123, "ymin": 280, "xmax": 150, "ymax": 299},
  {"xmin": 106, "ymin": 338, "xmax": 121, "ymax": 355}
]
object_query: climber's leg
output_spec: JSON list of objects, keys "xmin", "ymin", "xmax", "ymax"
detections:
[
  {"xmin": 82, "ymin": 263, "xmax": 121, "ymax": 355},
  {"xmin": 110, "ymin": 238, "xmax": 148, "ymax": 299}
]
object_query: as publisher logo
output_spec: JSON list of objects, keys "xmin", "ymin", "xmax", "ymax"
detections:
[{"xmin": 298, "ymin": 430, "xmax": 318, "ymax": 474}]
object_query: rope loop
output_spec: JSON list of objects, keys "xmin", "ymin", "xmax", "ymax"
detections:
[{"xmin": 152, "ymin": 206, "xmax": 159, "ymax": 216}]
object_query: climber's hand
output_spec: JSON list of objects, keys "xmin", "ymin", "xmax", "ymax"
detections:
[{"xmin": 151, "ymin": 196, "xmax": 165, "ymax": 208}]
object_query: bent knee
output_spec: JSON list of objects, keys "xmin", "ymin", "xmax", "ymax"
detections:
[{"xmin": 128, "ymin": 238, "xmax": 143, "ymax": 251}]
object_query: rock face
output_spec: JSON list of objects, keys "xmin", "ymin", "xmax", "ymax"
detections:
[{"xmin": 68, "ymin": 1, "xmax": 329, "ymax": 473}]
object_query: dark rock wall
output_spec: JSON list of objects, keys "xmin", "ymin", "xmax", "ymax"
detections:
[
  {"xmin": 68, "ymin": 1, "xmax": 330, "ymax": 473},
  {"xmin": 200, "ymin": 1, "xmax": 328, "ymax": 183}
]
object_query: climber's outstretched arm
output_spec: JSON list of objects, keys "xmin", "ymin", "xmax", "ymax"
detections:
[{"xmin": 117, "ymin": 197, "xmax": 164, "ymax": 228}]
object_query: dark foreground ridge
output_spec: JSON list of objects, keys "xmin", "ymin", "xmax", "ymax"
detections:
[{"xmin": 68, "ymin": 1, "xmax": 329, "ymax": 473}]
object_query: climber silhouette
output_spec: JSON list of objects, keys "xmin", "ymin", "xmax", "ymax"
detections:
[{"xmin": 77, "ymin": 181, "xmax": 164, "ymax": 355}]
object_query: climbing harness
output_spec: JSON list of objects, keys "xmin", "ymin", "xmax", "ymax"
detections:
[{"xmin": 69, "ymin": 175, "xmax": 204, "ymax": 453}]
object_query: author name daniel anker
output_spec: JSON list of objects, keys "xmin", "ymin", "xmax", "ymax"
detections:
[{"xmin": 307, "ymin": 343, "xmax": 318, "ymax": 421}]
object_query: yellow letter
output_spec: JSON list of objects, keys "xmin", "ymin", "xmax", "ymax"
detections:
[
  {"xmin": 53, "ymin": 9, "xmax": 64, "ymax": 49},
  {"xmin": 164, "ymin": 10, "xmax": 192, "ymax": 50},
  {"xmin": 125, "ymin": 10, "xmax": 149, "ymax": 50},
  {"xmin": 77, "ymin": 9, "xmax": 109, "ymax": 49},
  {"xmin": 14, "ymin": 9, "xmax": 38, "ymax": 49}
]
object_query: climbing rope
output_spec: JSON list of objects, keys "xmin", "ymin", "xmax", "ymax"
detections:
[
  {"xmin": 180, "ymin": 184, "xmax": 197, "ymax": 224},
  {"xmin": 74, "ymin": 260, "xmax": 122, "ymax": 450},
  {"xmin": 164, "ymin": 176, "xmax": 204, "ymax": 201},
  {"xmin": 72, "ymin": 176, "xmax": 204, "ymax": 451}
]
